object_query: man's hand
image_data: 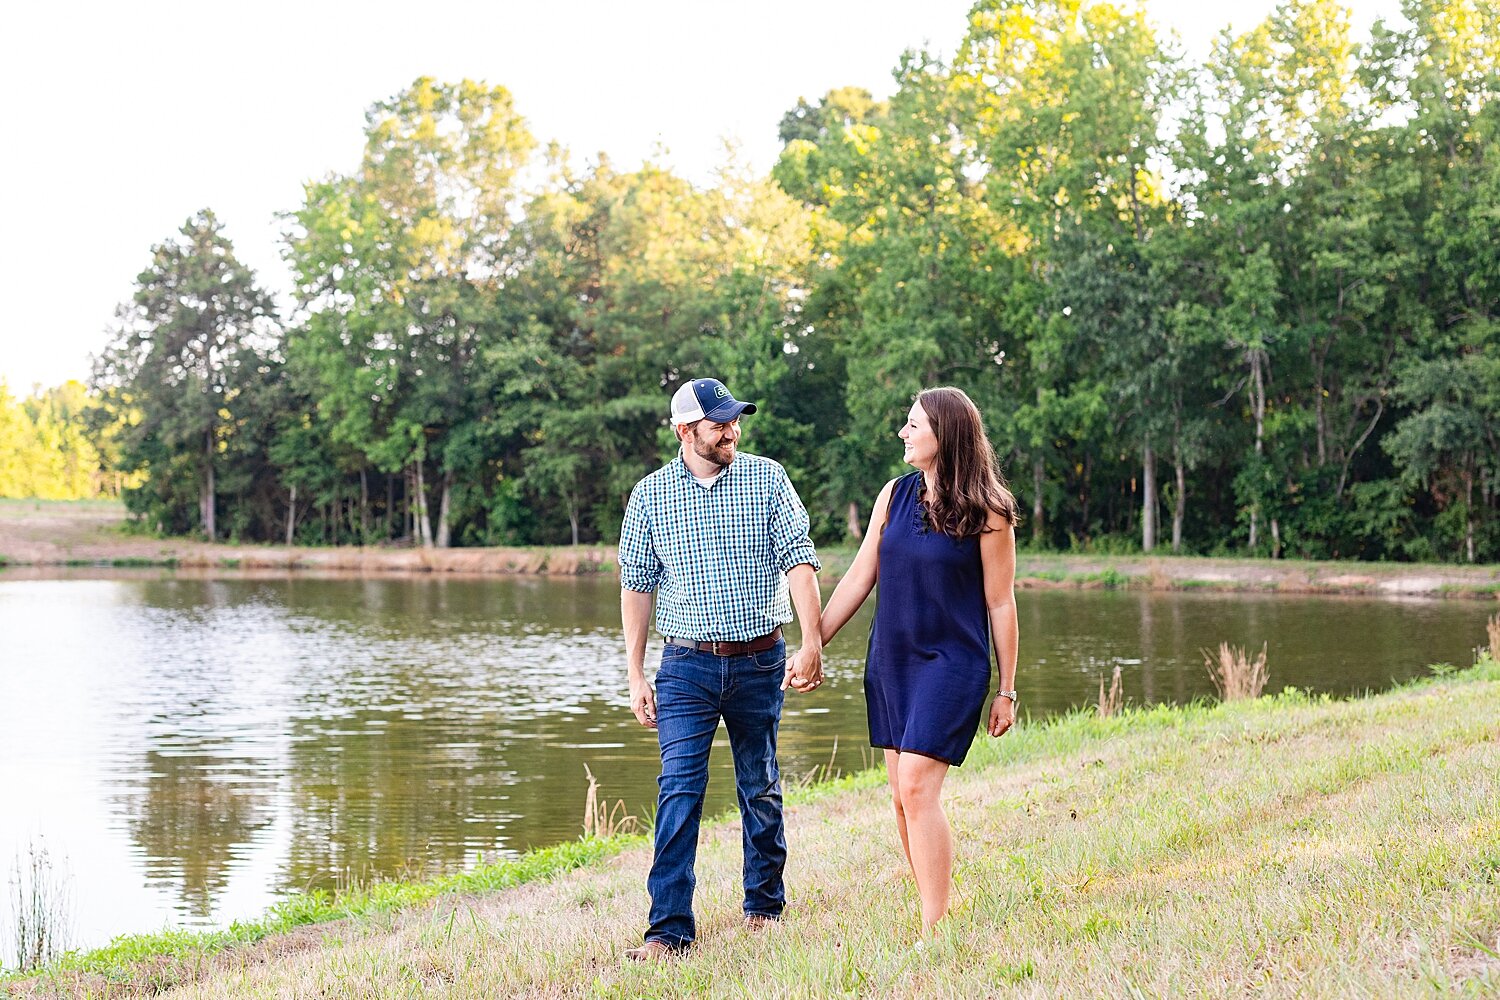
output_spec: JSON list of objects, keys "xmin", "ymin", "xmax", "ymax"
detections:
[
  {"xmin": 629, "ymin": 673, "xmax": 658, "ymax": 728},
  {"xmin": 781, "ymin": 642, "xmax": 824, "ymax": 693}
]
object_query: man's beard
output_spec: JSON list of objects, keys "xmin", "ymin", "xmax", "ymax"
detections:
[{"xmin": 691, "ymin": 435, "xmax": 735, "ymax": 467}]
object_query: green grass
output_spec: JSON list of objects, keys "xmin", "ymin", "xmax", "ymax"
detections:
[
  {"xmin": 10, "ymin": 659, "xmax": 1500, "ymax": 997},
  {"xmin": 2, "ymin": 836, "xmax": 644, "ymax": 988}
]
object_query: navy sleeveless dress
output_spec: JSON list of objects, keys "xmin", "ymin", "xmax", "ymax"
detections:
[{"xmin": 865, "ymin": 472, "xmax": 992, "ymax": 766}]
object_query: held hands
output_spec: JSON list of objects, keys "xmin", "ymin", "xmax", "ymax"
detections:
[
  {"xmin": 629, "ymin": 673, "xmax": 657, "ymax": 729},
  {"xmin": 781, "ymin": 643, "xmax": 824, "ymax": 693},
  {"xmin": 988, "ymin": 693, "xmax": 1016, "ymax": 737}
]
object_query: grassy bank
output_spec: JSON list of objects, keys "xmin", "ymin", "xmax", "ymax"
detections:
[{"xmin": 7, "ymin": 659, "xmax": 1499, "ymax": 998}]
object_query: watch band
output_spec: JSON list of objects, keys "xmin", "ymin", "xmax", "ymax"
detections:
[{"xmin": 998, "ymin": 689, "xmax": 1018, "ymax": 702}]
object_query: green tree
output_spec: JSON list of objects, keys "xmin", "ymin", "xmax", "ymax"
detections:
[
  {"xmin": 285, "ymin": 77, "xmax": 535, "ymax": 548},
  {"xmin": 92, "ymin": 210, "xmax": 278, "ymax": 536}
]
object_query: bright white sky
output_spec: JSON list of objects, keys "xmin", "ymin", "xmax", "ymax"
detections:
[{"xmin": 0, "ymin": 0, "xmax": 1401, "ymax": 392}]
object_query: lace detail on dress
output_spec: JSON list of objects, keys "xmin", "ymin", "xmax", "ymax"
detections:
[{"xmin": 912, "ymin": 478, "xmax": 932, "ymax": 536}]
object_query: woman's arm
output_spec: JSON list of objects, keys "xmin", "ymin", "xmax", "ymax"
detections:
[
  {"xmin": 819, "ymin": 479, "xmax": 896, "ymax": 645},
  {"xmin": 980, "ymin": 511, "xmax": 1019, "ymax": 736}
]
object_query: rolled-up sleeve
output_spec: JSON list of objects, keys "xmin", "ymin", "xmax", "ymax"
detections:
[
  {"xmin": 618, "ymin": 484, "xmax": 664, "ymax": 593},
  {"xmin": 769, "ymin": 468, "xmax": 820, "ymax": 574}
]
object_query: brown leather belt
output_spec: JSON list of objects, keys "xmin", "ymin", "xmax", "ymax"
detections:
[{"xmin": 664, "ymin": 627, "xmax": 782, "ymax": 656}]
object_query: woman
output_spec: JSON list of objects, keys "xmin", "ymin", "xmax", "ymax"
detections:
[{"xmin": 820, "ymin": 386, "xmax": 1020, "ymax": 933}]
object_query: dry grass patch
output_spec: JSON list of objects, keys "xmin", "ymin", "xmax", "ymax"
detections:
[
  {"xmin": 1096, "ymin": 664, "xmax": 1123, "ymax": 718},
  {"xmin": 1204, "ymin": 641, "xmax": 1270, "ymax": 700}
]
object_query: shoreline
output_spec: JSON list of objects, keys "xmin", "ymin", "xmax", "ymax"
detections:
[
  {"xmin": 2, "ymin": 503, "xmax": 1498, "ymax": 600},
  {"xmin": 6, "ymin": 658, "xmax": 1498, "ymax": 997}
]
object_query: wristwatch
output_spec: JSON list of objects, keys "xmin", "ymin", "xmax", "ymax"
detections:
[{"xmin": 998, "ymin": 690, "xmax": 1018, "ymax": 703}]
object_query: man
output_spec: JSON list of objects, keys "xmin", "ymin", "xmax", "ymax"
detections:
[{"xmin": 618, "ymin": 376, "xmax": 824, "ymax": 961}]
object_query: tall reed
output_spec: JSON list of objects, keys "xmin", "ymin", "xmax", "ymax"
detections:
[
  {"xmin": 1487, "ymin": 612, "xmax": 1499, "ymax": 663},
  {"xmin": 582, "ymin": 764, "xmax": 640, "ymax": 840},
  {"xmin": 8, "ymin": 838, "xmax": 72, "ymax": 973},
  {"xmin": 1097, "ymin": 665, "xmax": 1123, "ymax": 718},
  {"xmin": 1203, "ymin": 642, "xmax": 1270, "ymax": 701}
]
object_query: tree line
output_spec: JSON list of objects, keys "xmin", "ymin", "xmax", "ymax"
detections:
[
  {"xmin": 75, "ymin": 0, "xmax": 1499, "ymax": 561},
  {"xmin": 0, "ymin": 381, "xmax": 131, "ymax": 500}
]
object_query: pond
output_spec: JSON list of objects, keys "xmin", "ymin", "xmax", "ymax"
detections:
[{"xmin": 0, "ymin": 570, "xmax": 1492, "ymax": 957}]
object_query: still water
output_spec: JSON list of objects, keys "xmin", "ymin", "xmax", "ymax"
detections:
[{"xmin": 0, "ymin": 571, "xmax": 1493, "ymax": 955}]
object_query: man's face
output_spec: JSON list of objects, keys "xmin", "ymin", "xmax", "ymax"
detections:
[{"xmin": 685, "ymin": 418, "xmax": 741, "ymax": 467}]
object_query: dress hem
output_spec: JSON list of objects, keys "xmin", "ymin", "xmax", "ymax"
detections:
[{"xmin": 868, "ymin": 742, "xmax": 965, "ymax": 767}]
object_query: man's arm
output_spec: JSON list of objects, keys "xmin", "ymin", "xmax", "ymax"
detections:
[
  {"xmin": 622, "ymin": 588, "xmax": 657, "ymax": 728},
  {"xmin": 782, "ymin": 562, "xmax": 824, "ymax": 693},
  {"xmin": 618, "ymin": 481, "xmax": 664, "ymax": 729}
]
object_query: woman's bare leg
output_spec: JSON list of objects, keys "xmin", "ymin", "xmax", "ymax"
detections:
[
  {"xmin": 883, "ymin": 749, "xmax": 913, "ymax": 872},
  {"xmin": 896, "ymin": 753, "xmax": 952, "ymax": 932}
]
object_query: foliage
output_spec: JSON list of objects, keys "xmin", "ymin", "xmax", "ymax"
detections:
[{"xmin": 22, "ymin": 3, "xmax": 1500, "ymax": 562}]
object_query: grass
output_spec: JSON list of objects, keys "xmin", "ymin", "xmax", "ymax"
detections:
[
  {"xmin": 1097, "ymin": 665, "xmax": 1124, "ymax": 718},
  {"xmin": 7, "ymin": 840, "xmax": 73, "ymax": 973},
  {"xmin": 1204, "ymin": 641, "xmax": 1271, "ymax": 700},
  {"xmin": 0, "ymin": 837, "xmax": 644, "ymax": 994},
  {"xmin": 8, "ymin": 659, "xmax": 1499, "ymax": 998}
]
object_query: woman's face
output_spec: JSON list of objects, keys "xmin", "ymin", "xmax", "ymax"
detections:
[{"xmin": 898, "ymin": 401, "xmax": 938, "ymax": 471}]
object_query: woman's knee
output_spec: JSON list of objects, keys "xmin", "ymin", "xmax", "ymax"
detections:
[{"xmin": 897, "ymin": 767, "xmax": 944, "ymax": 812}]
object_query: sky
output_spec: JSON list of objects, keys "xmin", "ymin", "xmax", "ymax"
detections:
[{"xmin": 0, "ymin": 0, "xmax": 1402, "ymax": 393}]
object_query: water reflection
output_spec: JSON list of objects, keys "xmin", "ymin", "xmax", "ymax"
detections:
[
  {"xmin": 0, "ymin": 572, "xmax": 1493, "ymax": 954},
  {"xmin": 118, "ymin": 745, "xmax": 274, "ymax": 918}
]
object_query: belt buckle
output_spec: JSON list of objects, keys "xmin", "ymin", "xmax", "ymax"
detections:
[{"xmin": 711, "ymin": 640, "xmax": 725, "ymax": 656}]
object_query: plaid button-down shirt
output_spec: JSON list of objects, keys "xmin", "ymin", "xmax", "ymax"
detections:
[{"xmin": 619, "ymin": 451, "xmax": 820, "ymax": 641}]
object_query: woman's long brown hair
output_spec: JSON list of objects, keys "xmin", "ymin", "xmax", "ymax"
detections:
[{"xmin": 916, "ymin": 386, "xmax": 1019, "ymax": 537}]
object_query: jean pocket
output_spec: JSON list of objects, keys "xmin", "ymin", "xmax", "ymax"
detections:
[{"xmin": 751, "ymin": 643, "xmax": 786, "ymax": 671}]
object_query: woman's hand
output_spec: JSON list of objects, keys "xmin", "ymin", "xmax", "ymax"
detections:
[{"xmin": 987, "ymin": 694, "xmax": 1015, "ymax": 737}]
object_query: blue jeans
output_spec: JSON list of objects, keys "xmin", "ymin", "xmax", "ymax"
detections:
[{"xmin": 645, "ymin": 639, "xmax": 787, "ymax": 948}]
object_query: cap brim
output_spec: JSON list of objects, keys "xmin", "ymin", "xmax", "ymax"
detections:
[{"xmin": 702, "ymin": 400, "xmax": 755, "ymax": 422}]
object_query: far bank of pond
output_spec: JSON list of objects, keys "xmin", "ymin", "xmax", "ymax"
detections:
[{"xmin": 2, "ymin": 500, "xmax": 1498, "ymax": 597}]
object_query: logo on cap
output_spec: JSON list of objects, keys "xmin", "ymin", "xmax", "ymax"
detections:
[{"xmin": 670, "ymin": 378, "xmax": 759, "ymax": 424}]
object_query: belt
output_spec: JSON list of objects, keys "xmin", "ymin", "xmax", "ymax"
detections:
[{"xmin": 664, "ymin": 627, "xmax": 782, "ymax": 656}]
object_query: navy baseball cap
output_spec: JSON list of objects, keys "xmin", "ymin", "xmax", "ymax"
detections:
[{"xmin": 670, "ymin": 378, "xmax": 757, "ymax": 424}]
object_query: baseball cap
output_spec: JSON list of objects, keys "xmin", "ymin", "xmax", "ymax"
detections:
[{"xmin": 670, "ymin": 378, "xmax": 757, "ymax": 424}]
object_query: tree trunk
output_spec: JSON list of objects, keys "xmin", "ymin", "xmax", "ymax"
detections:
[
  {"xmin": 435, "ymin": 472, "xmax": 454, "ymax": 549},
  {"xmin": 1141, "ymin": 438, "xmax": 1156, "ymax": 553},
  {"xmin": 1080, "ymin": 451, "xmax": 1091, "ymax": 542},
  {"xmin": 1249, "ymin": 350, "xmax": 1267, "ymax": 550},
  {"xmin": 1465, "ymin": 468, "xmax": 1476, "ymax": 563},
  {"xmin": 360, "ymin": 469, "xmax": 370, "ymax": 543},
  {"xmin": 846, "ymin": 501, "xmax": 863, "ymax": 540},
  {"xmin": 567, "ymin": 491, "xmax": 580, "ymax": 546},
  {"xmin": 202, "ymin": 429, "xmax": 216, "ymax": 540},
  {"xmin": 285, "ymin": 483, "xmax": 297, "ymax": 546},
  {"xmin": 1031, "ymin": 457, "xmax": 1044, "ymax": 545},
  {"xmin": 386, "ymin": 474, "xmax": 395, "ymax": 539},
  {"xmin": 413, "ymin": 461, "xmax": 433, "ymax": 548},
  {"xmin": 1173, "ymin": 452, "xmax": 1186, "ymax": 554}
]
